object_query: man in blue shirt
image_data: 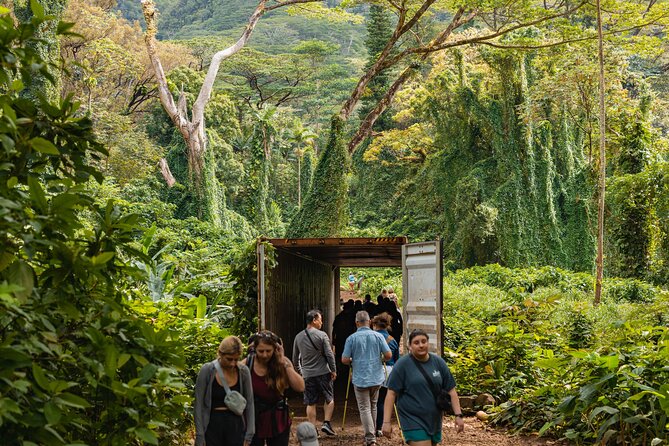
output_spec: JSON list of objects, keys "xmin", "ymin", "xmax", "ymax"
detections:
[{"xmin": 342, "ymin": 311, "xmax": 392, "ymax": 446}]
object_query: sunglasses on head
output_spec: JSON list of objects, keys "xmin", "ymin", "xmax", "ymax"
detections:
[{"xmin": 255, "ymin": 331, "xmax": 282, "ymax": 345}]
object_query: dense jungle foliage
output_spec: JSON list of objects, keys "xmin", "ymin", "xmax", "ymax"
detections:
[{"xmin": 1, "ymin": 0, "xmax": 669, "ymax": 444}]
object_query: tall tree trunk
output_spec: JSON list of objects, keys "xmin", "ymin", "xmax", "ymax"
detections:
[
  {"xmin": 141, "ymin": 0, "xmax": 268, "ymax": 227},
  {"xmin": 594, "ymin": 0, "xmax": 606, "ymax": 305},
  {"xmin": 141, "ymin": 0, "xmax": 320, "ymax": 226}
]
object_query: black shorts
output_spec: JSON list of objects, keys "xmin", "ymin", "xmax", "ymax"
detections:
[
  {"xmin": 303, "ymin": 373, "xmax": 334, "ymax": 406},
  {"xmin": 205, "ymin": 410, "xmax": 244, "ymax": 446}
]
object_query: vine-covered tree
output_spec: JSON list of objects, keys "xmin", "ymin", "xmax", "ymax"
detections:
[{"xmin": 289, "ymin": 0, "xmax": 669, "ymax": 240}]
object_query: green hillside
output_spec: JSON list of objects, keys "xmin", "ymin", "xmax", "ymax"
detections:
[{"xmin": 116, "ymin": 0, "xmax": 367, "ymax": 57}]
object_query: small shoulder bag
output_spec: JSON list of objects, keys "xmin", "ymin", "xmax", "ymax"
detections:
[
  {"xmin": 213, "ymin": 360, "xmax": 247, "ymax": 416},
  {"xmin": 410, "ymin": 355, "xmax": 452, "ymax": 413},
  {"xmin": 304, "ymin": 329, "xmax": 326, "ymax": 359}
]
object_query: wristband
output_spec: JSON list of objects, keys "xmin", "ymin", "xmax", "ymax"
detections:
[{"xmin": 455, "ymin": 414, "xmax": 464, "ymax": 418}]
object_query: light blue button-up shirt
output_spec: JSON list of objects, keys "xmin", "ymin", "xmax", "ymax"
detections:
[{"xmin": 342, "ymin": 326, "xmax": 391, "ymax": 387}]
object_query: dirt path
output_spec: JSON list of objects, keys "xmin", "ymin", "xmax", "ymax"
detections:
[{"xmin": 286, "ymin": 399, "xmax": 565, "ymax": 446}]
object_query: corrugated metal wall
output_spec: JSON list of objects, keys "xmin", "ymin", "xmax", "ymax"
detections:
[{"xmin": 265, "ymin": 249, "xmax": 335, "ymax": 355}]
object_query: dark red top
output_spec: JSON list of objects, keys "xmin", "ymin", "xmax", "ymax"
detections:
[{"xmin": 251, "ymin": 366, "xmax": 291, "ymax": 438}]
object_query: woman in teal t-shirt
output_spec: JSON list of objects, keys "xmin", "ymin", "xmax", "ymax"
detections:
[{"xmin": 381, "ymin": 329, "xmax": 464, "ymax": 445}]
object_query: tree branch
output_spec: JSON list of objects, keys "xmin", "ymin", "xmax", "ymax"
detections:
[
  {"xmin": 381, "ymin": 1, "xmax": 587, "ymax": 68},
  {"xmin": 265, "ymin": 0, "xmax": 320, "ymax": 12},
  {"xmin": 191, "ymin": 0, "xmax": 268, "ymax": 126},
  {"xmin": 347, "ymin": 64, "xmax": 420, "ymax": 153},
  {"xmin": 141, "ymin": 0, "xmax": 183, "ymax": 128},
  {"xmin": 339, "ymin": 0, "xmax": 438, "ymax": 120}
]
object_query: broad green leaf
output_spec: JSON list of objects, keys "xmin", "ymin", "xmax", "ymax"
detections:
[
  {"xmin": 30, "ymin": 0, "xmax": 45, "ymax": 18},
  {"xmin": 91, "ymin": 252, "xmax": 115, "ymax": 265},
  {"xmin": 0, "ymin": 6, "xmax": 10, "ymax": 14},
  {"xmin": 658, "ymin": 384, "xmax": 669, "ymax": 415},
  {"xmin": 588, "ymin": 405, "xmax": 619, "ymax": 421},
  {"xmin": 43, "ymin": 401, "xmax": 62, "ymax": 425},
  {"xmin": 5, "ymin": 260, "xmax": 34, "ymax": 303},
  {"xmin": 105, "ymin": 344, "xmax": 118, "ymax": 378},
  {"xmin": 11, "ymin": 79, "xmax": 24, "ymax": 92},
  {"xmin": 6, "ymin": 176, "xmax": 17, "ymax": 188},
  {"xmin": 0, "ymin": 197, "xmax": 21, "ymax": 209},
  {"xmin": 117, "ymin": 353, "xmax": 131, "ymax": 368},
  {"xmin": 133, "ymin": 427, "xmax": 158, "ymax": 445},
  {"xmin": 195, "ymin": 294, "xmax": 207, "ymax": 319},
  {"xmin": 138, "ymin": 364, "xmax": 158, "ymax": 384},
  {"xmin": 55, "ymin": 393, "xmax": 90, "ymax": 409},
  {"xmin": 600, "ymin": 355, "xmax": 619, "ymax": 370},
  {"xmin": 27, "ymin": 176, "xmax": 47, "ymax": 211},
  {"xmin": 0, "ymin": 397, "xmax": 21, "ymax": 415},
  {"xmin": 538, "ymin": 421, "xmax": 553, "ymax": 435},
  {"xmin": 133, "ymin": 354, "xmax": 148, "ymax": 366},
  {"xmin": 0, "ymin": 252, "xmax": 15, "ymax": 272},
  {"xmin": 0, "ymin": 347, "xmax": 31, "ymax": 365},
  {"xmin": 44, "ymin": 425, "xmax": 65, "ymax": 443},
  {"xmin": 30, "ymin": 137, "xmax": 59, "ymax": 155},
  {"xmin": 32, "ymin": 363, "xmax": 50, "ymax": 392}
]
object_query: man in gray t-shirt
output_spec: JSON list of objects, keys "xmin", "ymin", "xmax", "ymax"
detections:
[{"xmin": 293, "ymin": 309, "xmax": 337, "ymax": 436}]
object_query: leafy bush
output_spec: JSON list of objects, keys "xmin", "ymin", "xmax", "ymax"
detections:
[
  {"xmin": 445, "ymin": 265, "xmax": 669, "ymax": 444},
  {"xmin": 228, "ymin": 240, "xmax": 277, "ymax": 339},
  {"xmin": 0, "ymin": 11, "xmax": 189, "ymax": 445}
]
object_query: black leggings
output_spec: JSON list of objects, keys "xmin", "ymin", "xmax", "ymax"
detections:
[
  {"xmin": 205, "ymin": 411, "xmax": 245, "ymax": 446},
  {"xmin": 376, "ymin": 386, "xmax": 388, "ymax": 431},
  {"xmin": 250, "ymin": 427, "xmax": 290, "ymax": 446}
]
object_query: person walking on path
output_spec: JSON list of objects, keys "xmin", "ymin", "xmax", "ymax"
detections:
[
  {"xmin": 382, "ymin": 329, "xmax": 464, "ymax": 446},
  {"xmin": 341, "ymin": 311, "xmax": 392, "ymax": 446},
  {"xmin": 372, "ymin": 313, "xmax": 400, "ymax": 437},
  {"xmin": 243, "ymin": 331, "xmax": 304, "ymax": 446},
  {"xmin": 332, "ymin": 300, "xmax": 356, "ymax": 394},
  {"xmin": 292, "ymin": 310, "xmax": 338, "ymax": 436},
  {"xmin": 194, "ymin": 336, "xmax": 255, "ymax": 446},
  {"xmin": 348, "ymin": 272, "xmax": 356, "ymax": 291}
]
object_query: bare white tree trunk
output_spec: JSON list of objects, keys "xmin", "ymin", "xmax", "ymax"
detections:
[{"xmin": 142, "ymin": 0, "xmax": 270, "ymax": 189}]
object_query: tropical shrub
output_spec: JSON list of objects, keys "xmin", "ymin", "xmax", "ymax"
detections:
[
  {"xmin": 0, "ymin": 10, "xmax": 188, "ymax": 445},
  {"xmin": 444, "ymin": 265, "xmax": 669, "ymax": 445}
]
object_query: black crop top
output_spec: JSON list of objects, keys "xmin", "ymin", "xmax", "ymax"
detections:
[{"xmin": 211, "ymin": 374, "xmax": 241, "ymax": 408}]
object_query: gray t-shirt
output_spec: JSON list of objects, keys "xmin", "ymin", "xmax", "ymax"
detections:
[
  {"xmin": 387, "ymin": 353, "xmax": 456, "ymax": 435},
  {"xmin": 292, "ymin": 327, "xmax": 336, "ymax": 379}
]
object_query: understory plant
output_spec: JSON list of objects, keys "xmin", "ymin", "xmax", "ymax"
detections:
[
  {"xmin": 444, "ymin": 265, "xmax": 669, "ymax": 445},
  {"xmin": 0, "ymin": 9, "xmax": 190, "ymax": 445}
]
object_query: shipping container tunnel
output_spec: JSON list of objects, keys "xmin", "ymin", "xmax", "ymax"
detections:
[{"xmin": 256, "ymin": 237, "xmax": 444, "ymax": 366}]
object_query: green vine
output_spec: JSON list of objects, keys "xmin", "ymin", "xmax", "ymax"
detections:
[{"xmin": 287, "ymin": 115, "xmax": 350, "ymax": 237}]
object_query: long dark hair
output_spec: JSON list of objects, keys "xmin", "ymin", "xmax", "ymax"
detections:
[{"xmin": 252, "ymin": 330, "xmax": 289, "ymax": 394}]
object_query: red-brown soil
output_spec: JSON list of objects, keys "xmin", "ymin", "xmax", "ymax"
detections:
[{"xmin": 286, "ymin": 398, "xmax": 566, "ymax": 446}]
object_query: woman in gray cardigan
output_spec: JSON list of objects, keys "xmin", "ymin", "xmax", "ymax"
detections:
[{"xmin": 195, "ymin": 336, "xmax": 255, "ymax": 446}]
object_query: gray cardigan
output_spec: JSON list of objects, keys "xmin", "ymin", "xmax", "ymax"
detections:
[{"xmin": 194, "ymin": 360, "xmax": 255, "ymax": 445}]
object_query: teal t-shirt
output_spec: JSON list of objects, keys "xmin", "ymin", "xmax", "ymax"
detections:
[{"xmin": 387, "ymin": 353, "xmax": 456, "ymax": 435}]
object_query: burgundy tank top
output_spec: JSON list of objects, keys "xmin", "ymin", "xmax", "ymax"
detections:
[{"xmin": 251, "ymin": 366, "xmax": 291, "ymax": 438}]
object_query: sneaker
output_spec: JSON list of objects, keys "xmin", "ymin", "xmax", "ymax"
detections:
[
  {"xmin": 375, "ymin": 430, "xmax": 383, "ymax": 438},
  {"xmin": 321, "ymin": 421, "xmax": 336, "ymax": 436}
]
